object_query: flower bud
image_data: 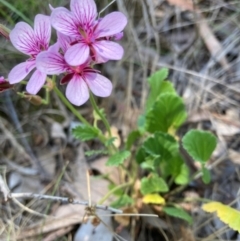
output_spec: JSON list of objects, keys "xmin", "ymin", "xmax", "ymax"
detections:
[
  {"xmin": 0, "ymin": 24, "xmax": 10, "ymax": 40},
  {"xmin": 22, "ymin": 92, "xmax": 43, "ymax": 106},
  {"xmin": 0, "ymin": 77, "xmax": 13, "ymax": 92}
]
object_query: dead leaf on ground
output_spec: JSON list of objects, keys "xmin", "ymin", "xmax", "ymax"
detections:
[
  {"xmin": 90, "ymin": 156, "xmax": 121, "ymax": 185},
  {"xmin": 166, "ymin": 0, "xmax": 194, "ymax": 11},
  {"xmin": 211, "ymin": 119, "xmax": 240, "ymax": 136}
]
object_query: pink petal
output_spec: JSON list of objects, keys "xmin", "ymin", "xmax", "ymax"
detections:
[
  {"xmin": 84, "ymin": 73, "xmax": 112, "ymax": 97},
  {"xmin": 66, "ymin": 74, "xmax": 89, "ymax": 106},
  {"xmin": 51, "ymin": 7, "xmax": 79, "ymax": 37},
  {"xmin": 36, "ymin": 51, "xmax": 67, "ymax": 75},
  {"xmin": 70, "ymin": 0, "xmax": 97, "ymax": 26},
  {"xmin": 92, "ymin": 40, "xmax": 124, "ymax": 62},
  {"xmin": 94, "ymin": 12, "xmax": 127, "ymax": 38},
  {"xmin": 64, "ymin": 43, "xmax": 90, "ymax": 66},
  {"xmin": 26, "ymin": 70, "xmax": 46, "ymax": 94},
  {"xmin": 57, "ymin": 31, "xmax": 76, "ymax": 53},
  {"xmin": 34, "ymin": 14, "xmax": 51, "ymax": 48},
  {"xmin": 8, "ymin": 61, "xmax": 36, "ymax": 84},
  {"xmin": 10, "ymin": 22, "xmax": 38, "ymax": 55}
]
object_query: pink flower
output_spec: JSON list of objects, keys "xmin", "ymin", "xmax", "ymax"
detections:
[
  {"xmin": 36, "ymin": 33, "xmax": 112, "ymax": 106},
  {"xmin": 8, "ymin": 14, "xmax": 51, "ymax": 94},
  {"xmin": 51, "ymin": 0, "xmax": 127, "ymax": 66}
]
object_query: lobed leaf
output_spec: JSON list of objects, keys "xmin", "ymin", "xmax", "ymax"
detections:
[
  {"xmin": 202, "ymin": 202, "xmax": 240, "ymax": 232},
  {"xmin": 182, "ymin": 130, "xmax": 217, "ymax": 163},
  {"xmin": 106, "ymin": 151, "xmax": 131, "ymax": 166},
  {"xmin": 146, "ymin": 68, "xmax": 176, "ymax": 111},
  {"xmin": 72, "ymin": 125, "xmax": 99, "ymax": 141},
  {"xmin": 140, "ymin": 175, "xmax": 169, "ymax": 195},
  {"xmin": 146, "ymin": 93, "xmax": 187, "ymax": 133}
]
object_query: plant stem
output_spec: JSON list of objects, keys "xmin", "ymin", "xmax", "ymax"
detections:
[
  {"xmin": 89, "ymin": 92, "xmax": 112, "ymax": 137},
  {"xmin": 98, "ymin": 181, "xmax": 133, "ymax": 205},
  {"xmin": 53, "ymin": 85, "xmax": 90, "ymax": 126}
]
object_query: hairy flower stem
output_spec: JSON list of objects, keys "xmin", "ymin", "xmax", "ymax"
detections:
[
  {"xmin": 53, "ymin": 85, "xmax": 108, "ymax": 146},
  {"xmin": 54, "ymin": 85, "xmax": 90, "ymax": 126},
  {"xmin": 89, "ymin": 92, "xmax": 112, "ymax": 137}
]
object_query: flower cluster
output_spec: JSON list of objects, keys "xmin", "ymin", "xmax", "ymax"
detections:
[{"xmin": 8, "ymin": 0, "xmax": 127, "ymax": 105}]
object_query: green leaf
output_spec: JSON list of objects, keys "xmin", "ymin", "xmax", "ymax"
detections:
[
  {"xmin": 110, "ymin": 194, "xmax": 134, "ymax": 208},
  {"xmin": 136, "ymin": 146, "xmax": 147, "ymax": 164},
  {"xmin": 105, "ymin": 137, "xmax": 117, "ymax": 147},
  {"xmin": 140, "ymin": 175, "xmax": 169, "ymax": 195},
  {"xmin": 174, "ymin": 164, "xmax": 189, "ymax": 185},
  {"xmin": 140, "ymin": 155, "xmax": 160, "ymax": 171},
  {"xmin": 163, "ymin": 207, "xmax": 192, "ymax": 224},
  {"xmin": 108, "ymin": 184, "xmax": 124, "ymax": 196},
  {"xmin": 146, "ymin": 93, "xmax": 187, "ymax": 133},
  {"xmin": 84, "ymin": 149, "xmax": 108, "ymax": 157},
  {"xmin": 125, "ymin": 130, "xmax": 141, "ymax": 150},
  {"xmin": 143, "ymin": 132, "xmax": 179, "ymax": 163},
  {"xmin": 182, "ymin": 130, "xmax": 217, "ymax": 163},
  {"xmin": 93, "ymin": 108, "xmax": 106, "ymax": 121},
  {"xmin": 106, "ymin": 151, "xmax": 131, "ymax": 166},
  {"xmin": 137, "ymin": 115, "xmax": 146, "ymax": 133},
  {"xmin": 202, "ymin": 166, "xmax": 211, "ymax": 184},
  {"xmin": 164, "ymin": 154, "xmax": 184, "ymax": 178},
  {"xmin": 72, "ymin": 125, "xmax": 99, "ymax": 141},
  {"xmin": 146, "ymin": 68, "xmax": 176, "ymax": 111}
]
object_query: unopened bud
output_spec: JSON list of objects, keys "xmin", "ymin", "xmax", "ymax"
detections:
[
  {"xmin": 0, "ymin": 77, "xmax": 13, "ymax": 92},
  {"xmin": 0, "ymin": 24, "xmax": 10, "ymax": 40},
  {"xmin": 22, "ymin": 92, "xmax": 43, "ymax": 106}
]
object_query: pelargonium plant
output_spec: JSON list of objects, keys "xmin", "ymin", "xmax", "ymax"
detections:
[{"xmin": 1, "ymin": 0, "xmax": 221, "ymax": 239}]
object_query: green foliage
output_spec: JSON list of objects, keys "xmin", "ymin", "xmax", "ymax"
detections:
[
  {"xmin": 136, "ymin": 132, "xmax": 188, "ymax": 182},
  {"xmin": 72, "ymin": 125, "xmax": 99, "ymax": 141},
  {"xmin": 110, "ymin": 194, "xmax": 134, "ymax": 208},
  {"xmin": 137, "ymin": 114, "xmax": 146, "ymax": 133},
  {"xmin": 84, "ymin": 149, "xmax": 108, "ymax": 157},
  {"xmin": 105, "ymin": 137, "xmax": 117, "ymax": 147},
  {"xmin": 163, "ymin": 207, "xmax": 192, "ymax": 224},
  {"xmin": 146, "ymin": 93, "xmax": 187, "ymax": 133},
  {"xmin": 146, "ymin": 68, "xmax": 176, "ymax": 111},
  {"xmin": 182, "ymin": 130, "xmax": 217, "ymax": 163},
  {"xmin": 174, "ymin": 163, "xmax": 189, "ymax": 185},
  {"xmin": 182, "ymin": 130, "xmax": 217, "ymax": 183},
  {"xmin": 125, "ymin": 130, "xmax": 141, "ymax": 150},
  {"xmin": 202, "ymin": 166, "xmax": 211, "ymax": 184},
  {"xmin": 143, "ymin": 132, "xmax": 179, "ymax": 162},
  {"xmin": 106, "ymin": 151, "xmax": 131, "ymax": 166},
  {"xmin": 140, "ymin": 175, "xmax": 169, "ymax": 195}
]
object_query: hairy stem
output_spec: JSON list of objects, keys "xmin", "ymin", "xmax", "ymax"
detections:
[
  {"xmin": 89, "ymin": 92, "xmax": 112, "ymax": 137},
  {"xmin": 54, "ymin": 85, "xmax": 90, "ymax": 126}
]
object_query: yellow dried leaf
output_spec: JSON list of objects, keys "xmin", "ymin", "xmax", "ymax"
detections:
[
  {"xmin": 202, "ymin": 202, "xmax": 240, "ymax": 232},
  {"xmin": 142, "ymin": 194, "xmax": 165, "ymax": 205}
]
